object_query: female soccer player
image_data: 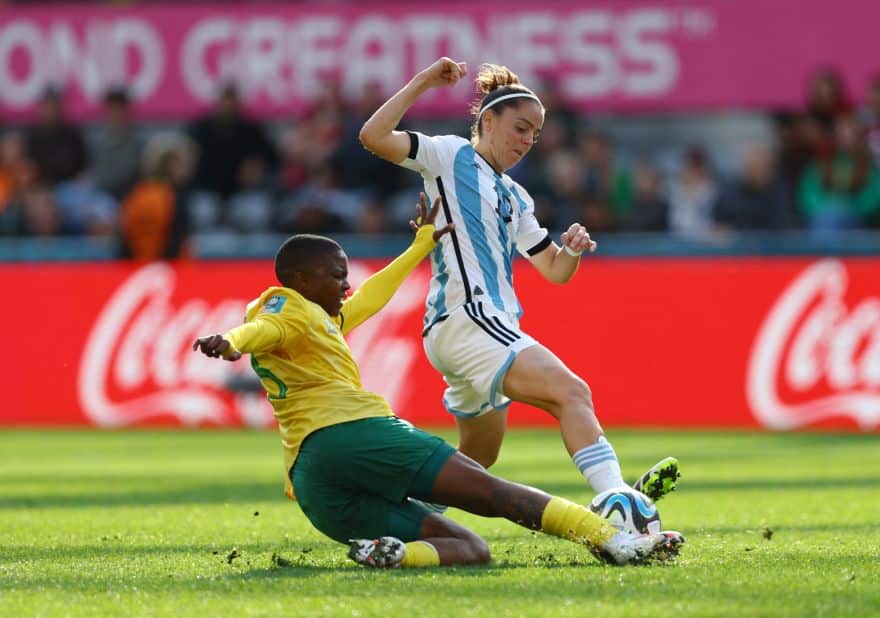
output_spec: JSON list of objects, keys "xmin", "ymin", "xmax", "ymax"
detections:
[
  {"xmin": 193, "ymin": 194, "xmax": 683, "ymax": 567},
  {"xmin": 359, "ymin": 58, "xmax": 679, "ymax": 501}
]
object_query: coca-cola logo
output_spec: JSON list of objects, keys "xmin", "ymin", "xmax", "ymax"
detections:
[
  {"xmin": 77, "ymin": 262, "xmax": 427, "ymax": 427},
  {"xmin": 747, "ymin": 259, "xmax": 880, "ymax": 430}
]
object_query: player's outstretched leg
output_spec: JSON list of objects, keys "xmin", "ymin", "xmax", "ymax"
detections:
[
  {"xmin": 428, "ymin": 452, "xmax": 685, "ymax": 565},
  {"xmin": 632, "ymin": 456, "xmax": 680, "ymax": 502}
]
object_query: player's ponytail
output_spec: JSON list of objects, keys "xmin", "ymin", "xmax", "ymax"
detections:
[
  {"xmin": 469, "ymin": 64, "xmax": 542, "ymax": 143},
  {"xmin": 473, "ymin": 64, "xmax": 522, "ymax": 95}
]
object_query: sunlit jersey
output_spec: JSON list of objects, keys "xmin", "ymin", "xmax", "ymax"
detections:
[
  {"xmin": 225, "ymin": 226, "xmax": 436, "ymax": 499},
  {"xmin": 399, "ymin": 132, "xmax": 551, "ymax": 330}
]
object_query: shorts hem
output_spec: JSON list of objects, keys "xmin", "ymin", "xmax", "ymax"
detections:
[{"xmin": 408, "ymin": 441, "xmax": 456, "ymax": 499}]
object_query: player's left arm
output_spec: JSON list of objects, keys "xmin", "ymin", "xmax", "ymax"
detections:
[
  {"xmin": 529, "ymin": 223, "xmax": 598, "ymax": 284},
  {"xmin": 340, "ymin": 194, "xmax": 453, "ymax": 334}
]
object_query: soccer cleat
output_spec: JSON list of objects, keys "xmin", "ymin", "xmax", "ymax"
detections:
[
  {"xmin": 652, "ymin": 530, "xmax": 686, "ymax": 562},
  {"xmin": 597, "ymin": 530, "xmax": 686, "ymax": 565},
  {"xmin": 347, "ymin": 536, "xmax": 407, "ymax": 568},
  {"xmin": 632, "ymin": 456, "xmax": 680, "ymax": 502}
]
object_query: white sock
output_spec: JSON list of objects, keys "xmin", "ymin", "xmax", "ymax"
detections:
[{"xmin": 572, "ymin": 436, "xmax": 626, "ymax": 493}]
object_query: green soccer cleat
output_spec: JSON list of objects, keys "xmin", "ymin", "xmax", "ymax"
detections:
[{"xmin": 632, "ymin": 456, "xmax": 680, "ymax": 502}]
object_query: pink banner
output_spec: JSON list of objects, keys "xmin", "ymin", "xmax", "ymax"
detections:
[{"xmin": 0, "ymin": 1, "xmax": 877, "ymax": 122}]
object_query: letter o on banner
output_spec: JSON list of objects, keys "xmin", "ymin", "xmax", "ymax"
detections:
[{"xmin": 0, "ymin": 21, "xmax": 46, "ymax": 106}]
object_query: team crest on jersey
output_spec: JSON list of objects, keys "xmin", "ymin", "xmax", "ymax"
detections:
[{"xmin": 261, "ymin": 295, "xmax": 287, "ymax": 314}]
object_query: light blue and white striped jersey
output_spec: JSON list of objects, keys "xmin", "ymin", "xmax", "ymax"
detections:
[{"xmin": 399, "ymin": 132, "xmax": 551, "ymax": 332}]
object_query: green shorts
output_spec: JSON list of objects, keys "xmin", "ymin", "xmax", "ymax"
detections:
[{"xmin": 291, "ymin": 416, "xmax": 456, "ymax": 544}]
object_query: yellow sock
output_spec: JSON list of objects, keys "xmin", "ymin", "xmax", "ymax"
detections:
[
  {"xmin": 541, "ymin": 496, "xmax": 617, "ymax": 547},
  {"xmin": 400, "ymin": 541, "xmax": 440, "ymax": 567}
]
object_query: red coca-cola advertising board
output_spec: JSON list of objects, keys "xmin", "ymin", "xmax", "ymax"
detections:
[{"xmin": 2, "ymin": 257, "xmax": 878, "ymax": 431}]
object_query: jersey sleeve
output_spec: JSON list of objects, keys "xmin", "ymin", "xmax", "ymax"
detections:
[
  {"xmin": 226, "ymin": 293, "xmax": 307, "ymax": 353},
  {"xmin": 396, "ymin": 132, "xmax": 463, "ymax": 177},
  {"xmin": 510, "ymin": 183, "xmax": 552, "ymax": 257},
  {"xmin": 339, "ymin": 225, "xmax": 436, "ymax": 335}
]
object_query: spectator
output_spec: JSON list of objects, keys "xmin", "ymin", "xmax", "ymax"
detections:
[
  {"xmin": 278, "ymin": 80, "xmax": 346, "ymax": 194},
  {"xmin": 53, "ymin": 176, "xmax": 117, "ymax": 237},
  {"xmin": 0, "ymin": 132, "xmax": 26, "ymax": 213},
  {"xmin": 542, "ymin": 150, "xmax": 588, "ymax": 231},
  {"xmin": 577, "ymin": 131, "xmax": 632, "ymax": 228},
  {"xmin": 24, "ymin": 86, "xmax": 88, "ymax": 184},
  {"xmin": 278, "ymin": 164, "xmax": 363, "ymax": 234},
  {"xmin": 90, "ymin": 87, "xmax": 142, "ymax": 201},
  {"xmin": 119, "ymin": 132, "xmax": 196, "ymax": 260},
  {"xmin": 357, "ymin": 197, "xmax": 388, "ymax": 235},
  {"xmin": 858, "ymin": 74, "xmax": 880, "ymax": 168},
  {"xmin": 188, "ymin": 83, "xmax": 278, "ymax": 198},
  {"xmin": 805, "ymin": 67, "xmax": 852, "ymax": 135},
  {"xmin": 619, "ymin": 161, "xmax": 669, "ymax": 232},
  {"xmin": 798, "ymin": 114, "xmax": 880, "ymax": 233},
  {"xmin": 0, "ymin": 136, "xmax": 41, "ymax": 236},
  {"xmin": 534, "ymin": 77, "xmax": 580, "ymax": 142},
  {"xmin": 714, "ymin": 143, "xmax": 795, "ymax": 230},
  {"xmin": 773, "ymin": 111, "xmax": 819, "ymax": 195},
  {"xmin": 667, "ymin": 146, "xmax": 721, "ymax": 239},
  {"xmin": 278, "ymin": 123, "xmax": 316, "ymax": 193},
  {"xmin": 16, "ymin": 186, "xmax": 64, "ymax": 237},
  {"xmin": 331, "ymin": 81, "xmax": 405, "ymax": 199}
]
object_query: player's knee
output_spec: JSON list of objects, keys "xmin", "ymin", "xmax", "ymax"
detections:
[
  {"xmin": 464, "ymin": 535, "xmax": 491, "ymax": 565},
  {"xmin": 475, "ymin": 451, "xmax": 499, "ymax": 468},
  {"xmin": 555, "ymin": 376, "xmax": 594, "ymax": 412},
  {"xmin": 460, "ymin": 443, "xmax": 500, "ymax": 468}
]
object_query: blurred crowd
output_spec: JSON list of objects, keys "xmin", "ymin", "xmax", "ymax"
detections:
[{"xmin": 1, "ymin": 67, "xmax": 879, "ymax": 259}]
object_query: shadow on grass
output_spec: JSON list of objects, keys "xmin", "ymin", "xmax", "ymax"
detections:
[
  {"xmin": 686, "ymin": 521, "xmax": 880, "ymax": 535},
  {"xmin": 0, "ymin": 479, "xmax": 284, "ymax": 509},
  {"xmin": 2, "ymin": 473, "xmax": 879, "ymax": 510},
  {"xmin": 0, "ymin": 542, "xmax": 269, "ymax": 563}
]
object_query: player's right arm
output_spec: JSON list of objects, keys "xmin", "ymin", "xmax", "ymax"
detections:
[
  {"xmin": 192, "ymin": 315, "xmax": 287, "ymax": 361},
  {"xmin": 359, "ymin": 57, "xmax": 467, "ymax": 164}
]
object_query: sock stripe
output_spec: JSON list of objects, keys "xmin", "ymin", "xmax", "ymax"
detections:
[
  {"xmin": 574, "ymin": 453, "xmax": 617, "ymax": 473},
  {"xmin": 573, "ymin": 444, "xmax": 615, "ymax": 467},
  {"xmin": 573, "ymin": 444, "xmax": 613, "ymax": 460},
  {"xmin": 573, "ymin": 439, "xmax": 625, "ymax": 493},
  {"xmin": 573, "ymin": 453, "xmax": 614, "ymax": 470},
  {"xmin": 573, "ymin": 449, "xmax": 614, "ymax": 465}
]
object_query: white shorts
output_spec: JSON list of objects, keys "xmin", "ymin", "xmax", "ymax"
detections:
[{"xmin": 423, "ymin": 302, "xmax": 537, "ymax": 418}]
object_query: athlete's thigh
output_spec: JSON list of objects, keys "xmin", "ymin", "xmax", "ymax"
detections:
[
  {"xmin": 501, "ymin": 343, "xmax": 584, "ymax": 407},
  {"xmin": 293, "ymin": 473, "xmax": 432, "ymax": 544}
]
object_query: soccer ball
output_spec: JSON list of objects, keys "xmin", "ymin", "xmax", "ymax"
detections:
[{"xmin": 588, "ymin": 488, "xmax": 661, "ymax": 535}]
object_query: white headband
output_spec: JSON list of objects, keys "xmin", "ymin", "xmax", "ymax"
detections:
[{"xmin": 478, "ymin": 92, "xmax": 542, "ymax": 118}]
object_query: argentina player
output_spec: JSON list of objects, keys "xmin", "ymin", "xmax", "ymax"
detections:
[{"xmin": 360, "ymin": 58, "xmax": 679, "ymax": 504}]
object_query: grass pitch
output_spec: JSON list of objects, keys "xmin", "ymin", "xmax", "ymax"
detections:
[{"xmin": 1, "ymin": 428, "xmax": 878, "ymax": 617}]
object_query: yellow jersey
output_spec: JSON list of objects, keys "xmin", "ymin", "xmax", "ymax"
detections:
[{"xmin": 225, "ymin": 226, "xmax": 436, "ymax": 499}]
